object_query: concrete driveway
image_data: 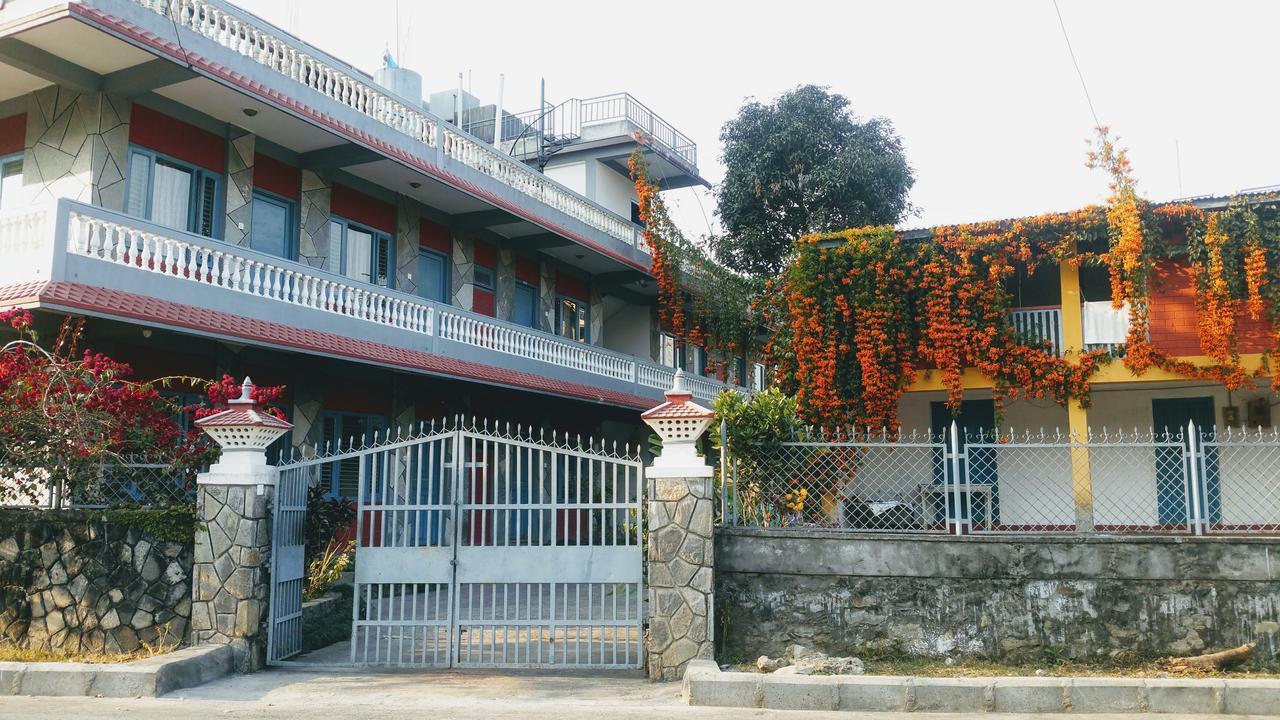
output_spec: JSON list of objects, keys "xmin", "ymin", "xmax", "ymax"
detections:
[{"xmin": 0, "ymin": 668, "xmax": 1275, "ymax": 720}]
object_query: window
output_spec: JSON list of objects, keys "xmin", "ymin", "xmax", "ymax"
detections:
[
  {"xmin": 693, "ymin": 346, "xmax": 708, "ymax": 377},
  {"xmin": 328, "ymin": 217, "xmax": 393, "ymax": 287},
  {"xmin": 126, "ymin": 148, "xmax": 221, "ymax": 237},
  {"xmin": 514, "ymin": 281, "xmax": 538, "ymax": 328},
  {"xmin": 321, "ymin": 412, "xmax": 388, "ymax": 499},
  {"xmin": 630, "ymin": 201, "xmax": 645, "ymax": 227},
  {"xmin": 732, "ymin": 356, "xmax": 747, "ymax": 386},
  {"xmin": 0, "ymin": 155, "xmax": 22, "ymax": 213},
  {"xmin": 474, "ymin": 265, "xmax": 496, "ymax": 292},
  {"xmin": 659, "ymin": 332, "xmax": 685, "ymax": 370},
  {"xmin": 417, "ymin": 248, "xmax": 449, "ymax": 304},
  {"xmin": 752, "ymin": 362, "xmax": 767, "ymax": 392},
  {"xmin": 250, "ymin": 190, "xmax": 295, "ymax": 259},
  {"xmin": 555, "ymin": 296, "xmax": 590, "ymax": 343}
]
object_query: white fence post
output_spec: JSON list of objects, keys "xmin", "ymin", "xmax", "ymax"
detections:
[
  {"xmin": 1187, "ymin": 420, "xmax": 1205, "ymax": 536},
  {"xmin": 949, "ymin": 420, "xmax": 963, "ymax": 536}
]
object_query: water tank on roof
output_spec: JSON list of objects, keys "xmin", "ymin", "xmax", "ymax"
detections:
[{"xmin": 375, "ymin": 66, "xmax": 423, "ymax": 107}]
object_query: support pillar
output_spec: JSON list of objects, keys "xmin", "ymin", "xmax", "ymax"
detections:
[
  {"xmin": 1060, "ymin": 261, "xmax": 1094, "ymax": 531},
  {"xmin": 190, "ymin": 378, "xmax": 294, "ymax": 672},
  {"xmin": 642, "ymin": 370, "xmax": 716, "ymax": 680}
]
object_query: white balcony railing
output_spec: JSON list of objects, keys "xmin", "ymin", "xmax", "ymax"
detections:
[
  {"xmin": 129, "ymin": 0, "xmax": 645, "ymax": 251},
  {"xmin": 1010, "ymin": 306, "xmax": 1064, "ymax": 356},
  {"xmin": 30, "ymin": 201, "xmax": 737, "ymax": 403}
]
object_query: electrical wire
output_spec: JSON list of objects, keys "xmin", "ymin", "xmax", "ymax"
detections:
[{"xmin": 1050, "ymin": 0, "xmax": 1102, "ymax": 128}]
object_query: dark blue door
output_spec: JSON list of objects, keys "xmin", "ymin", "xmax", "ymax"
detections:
[
  {"xmin": 1151, "ymin": 397, "xmax": 1220, "ymax": 528},
  {"xmin": 931, "ymin": 400, "xmax": 998, "ymax": 527}
]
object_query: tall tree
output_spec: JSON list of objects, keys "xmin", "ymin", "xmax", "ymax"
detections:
[{"xmin": 712, "ymin": 85, "xmax": 915, "ymax": 278}]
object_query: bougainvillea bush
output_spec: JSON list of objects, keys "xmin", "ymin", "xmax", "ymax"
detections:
[{"xmin": 0, "ymin": 309, "xmax": 285, "ymax": 506}]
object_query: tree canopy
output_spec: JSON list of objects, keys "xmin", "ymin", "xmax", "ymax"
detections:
[{"xmin": 712, "ymin": 85, "xmax": 915, "ymax": 278}]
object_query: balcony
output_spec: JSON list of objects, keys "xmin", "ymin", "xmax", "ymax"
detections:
[
  {"xmin": 1010, "ymin": 305, "xmax": 1064, "ymax": 356},
  {"xmin": 29, "ymin": 0, "xmax": 652, "ymax": 258},
  {"xmin": 1, "ymin": 200, "xmax": 738, "ymax": 405}
]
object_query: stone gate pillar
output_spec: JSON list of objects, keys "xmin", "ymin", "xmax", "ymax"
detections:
[
  {"xmin": 190, "ymin": 378, "xmax": 293, "ymax": 672},
  {"xmin": 642, "ymin": 370, "xmax": 716, "ymax": 681}
]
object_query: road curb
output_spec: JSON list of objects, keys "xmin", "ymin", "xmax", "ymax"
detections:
[
  {"xmin": 0, "ymin": 644, "xmax": 233, "ymax": 698},
  {"xmin": 682, "ymin": 660, "xmax": 1280, "ymax": 715}
]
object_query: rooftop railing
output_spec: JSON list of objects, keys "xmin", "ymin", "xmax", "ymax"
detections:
[
  {"xmin": 506, "ymin": 93, "xmax": 698, "ymax": 169},
  {"xmin": 128, "ymin": 0, "xmax": 647, "ymax": 251}
]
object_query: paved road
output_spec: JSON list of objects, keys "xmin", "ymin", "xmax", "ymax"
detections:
[{"xmin": 0, "ymin": 669, "xmax": 1273, "ymax": 720}]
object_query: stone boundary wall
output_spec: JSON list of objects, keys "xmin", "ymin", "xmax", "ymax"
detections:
[
  {"xmin": 301, "ymin": 588, "xmax": 352, "ymax": 654},
  {"xmin": 716, "ymin": 529, "xmax": 1280, "ymax": 668},
  {"xmin": 0, "ymin": 509, "xmax": 193, "ymax": 654}
]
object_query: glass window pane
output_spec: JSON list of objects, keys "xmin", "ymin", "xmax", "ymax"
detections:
[
  {"xmin": 251, "ymin": 195, "xmax": 290, "ymax": 257},
  {"xmin": 345, "ymin": 226, "xmax": 373, "ymax": 283},
  {"xmin": 126, "ymin": 153, "xmax": 151, "ymax": 219},
  {"xmin": 150, "ymin": 160, "xmax": 192, "ymax": 230},
  {"xmin": 373, "ymin": 234, "xmax": 391, "ymax": 287},
  {"xmin": 0, "ymin": 159, "xmax": 22, "ymax": 213}
]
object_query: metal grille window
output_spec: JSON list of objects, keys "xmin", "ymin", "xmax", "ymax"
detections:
[
  {"xmin": 328, "ymin": 217, "xmax": 393, "ymax": 288},
  {"xmin": 0, "ymin": 155, "xmax": 22, "ymax": 213},
  {"xmin": 125, "ymin": 147, "xmax": 222, "ymax": 238}
]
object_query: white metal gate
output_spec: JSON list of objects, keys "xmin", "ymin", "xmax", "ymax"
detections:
[
  {"xmin": 273, "ymin": 419, "xmax": 645, "ymax": 669},
  {"xmin": 266, "ymin": 463, "xmax": 308, "ymax": 663}
]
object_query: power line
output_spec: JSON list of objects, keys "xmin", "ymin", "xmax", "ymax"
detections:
[{"xmin": 1051, "ymin": 0, "xmax": 1102, "ymax": 128}]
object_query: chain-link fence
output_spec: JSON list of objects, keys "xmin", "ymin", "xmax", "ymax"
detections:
[
  {"xmin": 59, "ymin": 457, "xmax": 201, "ymax": 508},
  {"xmin": 719, "ymin": 422, "xmax": 1280, "ymax": 536}
]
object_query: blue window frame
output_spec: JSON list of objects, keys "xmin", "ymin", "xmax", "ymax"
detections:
[
  {"xmin": 250, "ymin": 189, "xmax": 296, "ymax": 259},
  {"xmin": 514, "ymin": 281, "xmax": 538, "ymax": 328},
  {"xmin": 328, "ymin": 216, "xmax": 393, "ymax": 288},
  {"xmin": 321, "ymin": 411, "xmax": 388, "ymax": 499},
  {"xmin": 417, "ymin": 248, "xmax": 449, "ymax": 304},
  {"xmin": 693, "ymin": 346, "xmax": 709, "ymax": 377},
  {"xmin": 473, "ymin": 265, "xmax": 496, "ymax": 292},
  {"xmin": 0, "ymin": 152, "xmax": 23, "ymax": 213},
  {"xmin": 125, "ymin": 146, "xmax": 222, "ymax": 238}
]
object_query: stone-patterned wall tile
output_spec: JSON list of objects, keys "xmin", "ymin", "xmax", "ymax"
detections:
[
  {"xmin": 646, "ymin": 474, "xmax": 715, "ymax": 681},
  {"xmin": 451, "ymin": 233, "xmax": 474, "ymax": 310},
  {"xmin": 395, "ymin": 197, "xmax": 421, "ymax": 295},
  {"xmin": 223, "ymin": 131, "xmax": 254, "ymax": 247},
  {"xmin": 298, "ymin": 170, "xmax": 331, "ymax": 270},
  {"xmin": 496, "ymin": 247, "xmax": 515, "ymax": 321},
  {"xmin": 23, "ymin": 87, "xmax": 130, "ymax": 210},
  {"xmin": 539, "ymin": 261, "xmax": 556, "ymax": 333}
]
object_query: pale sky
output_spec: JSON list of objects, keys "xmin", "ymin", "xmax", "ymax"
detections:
[{"xmin": 237, "ymin": 0, "xmax": 1280, "ymax": 239}]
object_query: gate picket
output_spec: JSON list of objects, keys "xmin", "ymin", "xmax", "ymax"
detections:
[{"xmin": 271, "ymin": 419, "xmax": 644, "ymax": 669}]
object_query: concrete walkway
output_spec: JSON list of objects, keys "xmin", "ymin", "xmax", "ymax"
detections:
[{"xmin": 0, "ymin": 667, "xmax": 1274, "ymax": 720}]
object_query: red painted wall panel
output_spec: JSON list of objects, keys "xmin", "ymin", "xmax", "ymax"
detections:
[
  {"xmin": 252, "ymin": 153, "xmax": 300, "ymax": 200},
  {"xmin": 323, "ymin": 377, "xmax": 391, "ymax": 415},
  {"xmin": 0, "ymin": 114, "xmax": 25, "ymax": 156},
  {"xmin": 330, "ymin": 182, "xmax": 395, "ymax": 233},
  {"xmin": 515, "ymin": 257, "xmax": 539, "ymax": 285},
  {"xmin": 474, "ymin": 239, "xmax": 497, "ymax": 269},
  {"xmin": 555, "ymin": 271, "xmax": 589, "ymax": 302},
  {"xmin": 420, "ymin": 218, "xmax": 451, "ymax": 254},
  {"xmin": 1148, "ymin": 259, "xmax": 1273, "ymax": 356},
  {"xmin": 128, "ymin": 105, "xmax": 226, "ymax": 173},
  {"xmin": 473, "ymin": 288, "xmax": 496, "ymax": 317}
]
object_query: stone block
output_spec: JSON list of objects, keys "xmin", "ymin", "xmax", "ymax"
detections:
[
  {"xmin": 836, "ymin": 675, "xmax": 909, "ymax": 711},
  {"xmin": 19, "ymin": 664, "xmax": 94, "ymax": 697},
  {"xmin": 87, "ymin": 667, "xmax": 156, "ymax": 698},
  {"xmin": 1224, "ymin": 679, "xmax": 1280, "ymax": 716},
  {"xmin": 683, "ymin": 661, "xmax": 758, "ymax": 708},
  {"xmin": 992, "ymin": 677, "xmax": 1067, "ymax": 713},
  {"xmin": 1068, "ymin": 677, "xmax": 1145, "ymax": 713},
  {"xmin": 761, "ymin": 675, "xmax": 839, "ymax": 711},
  {"xmin": 913, "ymin": 677, "xmax": 990, "ymax": 713},
  {"xmin": 0, "ymin": 663, "xmax": 25, "ymax": 695},
  {"xmin": 1145, "ymin": 678, "xmax": 1223, "ymax": 715}
]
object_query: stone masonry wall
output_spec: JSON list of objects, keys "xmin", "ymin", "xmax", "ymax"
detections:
[
  {"xmin": 0, "ymin": 509, "xmax": 192, "ymax": 654},
  {"xmin": 647, "ymin": 474, "xmax": 715, "ymax": 680},
  {"xmin": 190, "ymin": 484, "xmax": 271, "ymax": 672},
  {"xmin": 717, "ymin": 529, "xmax": 1280, "ymax": 668}
]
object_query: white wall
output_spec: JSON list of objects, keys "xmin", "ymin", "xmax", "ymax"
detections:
[
  {"xmin": 599, "ymin": 296, "xmax": 651, "ymax": 359},
  {"xmin": 593, "ymin": 163, "xmax": 636, "ymax": 219},
  {"xmin": 544, "ymin": 161, "xmax": 586, "ymax": 197}
]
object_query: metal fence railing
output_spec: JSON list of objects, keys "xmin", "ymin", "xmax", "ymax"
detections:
[
  {"xmin": 61, "ymin": 459, "xmax": 201, "ymax": 508},
  {"xmin": 720, "ymin": 421, "xmax": 1280, "ymax": 536}
]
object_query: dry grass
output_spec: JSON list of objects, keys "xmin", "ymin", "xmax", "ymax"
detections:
[{"xmin": 0, "ymin": 624, "xmax": 181, "ymax": 664}]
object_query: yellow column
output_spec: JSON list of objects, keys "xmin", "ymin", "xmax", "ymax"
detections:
[{"xmin": 1060, "ymin": 261, "xmax": 1094, "ymax": 531}]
